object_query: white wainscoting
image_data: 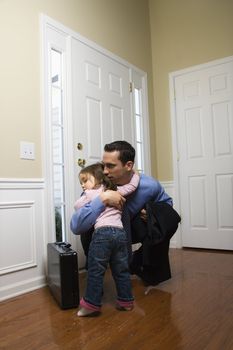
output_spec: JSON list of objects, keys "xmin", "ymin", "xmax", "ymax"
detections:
[
  {"xmin": 0, "ymin": 179, "xmax": 179, "ymax": 301},
  {"xmin": 0, "ymin": 179, "xmax": 47, "ymax": 301},
  {"xmin": 161, "ymin": 181, "xmax": 181, "ymax": 248}
]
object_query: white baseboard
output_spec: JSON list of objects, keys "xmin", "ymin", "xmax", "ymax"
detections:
[{"xmin": 0, "ymin": 276, "xmax": 46, "ymax": 302}]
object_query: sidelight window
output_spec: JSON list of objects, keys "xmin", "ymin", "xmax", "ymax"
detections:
[
  {"xmin": 134, "ymin": 87, "xmax": 144, "ymax": 173},
  {"xmin": 51, "ymin": 49, "xmax": 66, "ymax": 242}
]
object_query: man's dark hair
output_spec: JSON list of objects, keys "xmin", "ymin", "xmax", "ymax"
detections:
[{"xmin": 104, "ymin": 140, "xmax": 135, "ymax": 164}]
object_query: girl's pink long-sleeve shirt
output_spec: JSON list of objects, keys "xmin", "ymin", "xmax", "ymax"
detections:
[{"xmin": 74, "ymin": 173, "xmax": 139, "ymax": 229}]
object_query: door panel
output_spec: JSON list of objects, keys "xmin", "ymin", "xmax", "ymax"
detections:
[
  {"xmin": 175, "ymin": 59, "xmax": 233, "ymax": 249},
  {"xmin": 72, "ymin": 38, "xmax": 132, "ymax": 185},
  {"xmin": 71, "ymin": 38, "xmax": 133, "ymax": 266}
]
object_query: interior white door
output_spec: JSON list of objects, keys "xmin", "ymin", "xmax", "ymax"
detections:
[
  {"xmin": 175, "ymin": 59, "xmax": 233, "ymax": 250},
  {"xmin": 71, "ymin": 38, "xmax": 133, "ymax": 266}
]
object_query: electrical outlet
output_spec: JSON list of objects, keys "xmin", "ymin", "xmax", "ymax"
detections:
[{"xmin": 20, "ymin": 141, "xmax": 35, "ymax": 160}]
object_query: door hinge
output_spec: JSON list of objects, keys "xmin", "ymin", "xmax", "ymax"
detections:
[
  {"xmin": 174, "ymin": 88, "xmax": 176, "ymax": 100},
  {"xmin": 129, "ymin": 82, "xmax": 133, "ymax": 93}
]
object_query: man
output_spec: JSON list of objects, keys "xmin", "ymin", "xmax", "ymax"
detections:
[{"xmin": 70, "ymin": 140, "xmax": 177, "ymax": 285}]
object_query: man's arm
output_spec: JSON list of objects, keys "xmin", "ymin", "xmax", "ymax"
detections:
[
  {"xmin": 125, "ymin": 174, "xmax": 173, "ymax": 218},
  {"xmin": 74, "ymin": 192, "xmax": 90, "ymax": 210},
  {"xmin": 70, "ymin": 196, "xmax": 105, "ymax": 234},
  {"xmin": 117, "ymin": 172, "xmax": 140, "ymax": 197},
  {"xmin": 70, "ymin": 191, "xmax": 125, "ymax": 234}
]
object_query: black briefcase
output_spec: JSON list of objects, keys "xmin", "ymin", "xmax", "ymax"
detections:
[{"xmin": 47, "ymin": 242, "xmax": 79, "ymax": 309}]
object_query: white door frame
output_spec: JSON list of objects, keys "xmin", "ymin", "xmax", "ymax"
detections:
[
  {"xmin": 169, "ymin": 55, "xmax": 233, "ymax": 248},
  {"xmin": 41, "ymin": 14, "xmax": 151, "ymax": 249}
]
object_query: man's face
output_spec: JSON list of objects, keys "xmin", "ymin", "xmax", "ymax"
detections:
[{"xmin": 102, "ymin": 151, "xmax": 133, "ymax": 185}]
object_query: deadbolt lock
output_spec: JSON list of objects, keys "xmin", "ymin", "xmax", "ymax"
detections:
[{"xmin": 77, "ymin": 143, "xmax": 83, "ymax": 150}]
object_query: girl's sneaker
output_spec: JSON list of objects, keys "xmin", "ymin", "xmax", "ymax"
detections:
[
  {"xmin": 116, "ymin": 303, "xmax": 134, "ymax": 311},
  {"xmin": 77, "ymin": 307, "xmax": 100, "ymax": 317}
]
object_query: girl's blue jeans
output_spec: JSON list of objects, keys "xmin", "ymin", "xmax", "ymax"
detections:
[{"xmin": 83, "ymin": 226, "xmax": 134, "ymax": 307}]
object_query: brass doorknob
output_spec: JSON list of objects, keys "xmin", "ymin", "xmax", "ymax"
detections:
[{"xmin": 77, "ymin": 158, "xmax": 86, "ymax": 167}]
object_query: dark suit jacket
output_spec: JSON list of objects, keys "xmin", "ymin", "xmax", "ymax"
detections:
[
  {"xmin": 146, "ymin": 201, "xmax": 181, "ymax": 245},
  {"xmin": 130, "ymin": 202, "xmax": 181, "ymax": 284}
]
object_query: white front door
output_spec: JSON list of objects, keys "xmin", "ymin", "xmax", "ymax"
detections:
[
  {"xmin": 43, "ymin": 17, "xmax": 150, "ymax": 270},
  {"xmin": 173, "ymin": 57, "xmax": 233, "ymax": 250},
  {"xmin": 71, "ymin": 38, "xmax": 133, "ymax": 266}
]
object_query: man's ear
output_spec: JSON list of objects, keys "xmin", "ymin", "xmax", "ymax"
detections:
[{"xmin": 125, "ymin": 161, "xmax": 134, "ymax": 171}]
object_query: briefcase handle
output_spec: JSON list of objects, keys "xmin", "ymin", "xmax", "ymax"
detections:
[{"xmin": 55, "ymin": 242, "xmax": 72, "ymax": 249}]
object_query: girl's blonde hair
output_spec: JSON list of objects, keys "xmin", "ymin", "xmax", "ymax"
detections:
[{"xmin": 79, "ymin": 162, "xmax": 117, "ymax": 191}]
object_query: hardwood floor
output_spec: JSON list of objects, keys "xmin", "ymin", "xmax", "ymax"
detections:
[{"xmin": 0, "ymin": 248, "xmax": 233, "ymax": 350}]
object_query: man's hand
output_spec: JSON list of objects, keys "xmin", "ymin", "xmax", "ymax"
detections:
[
  {"xmin": 140, "ymin": 209, "xmax": 147, "ymax": 222},
  {"xmin": 100, "ymin": 190, "xmax": 126, "ymax": 210}
]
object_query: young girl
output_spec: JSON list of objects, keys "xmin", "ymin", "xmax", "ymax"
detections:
[{"xmin": 74, "ymin": 162, "xmax": 139, "ymax": 317}]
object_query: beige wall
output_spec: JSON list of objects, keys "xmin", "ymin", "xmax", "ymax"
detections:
[
  {"xmin": 149, "ymin": 0, "xmax": 233, "ymax": 180},
  {"xmin": 2, "ymin": 0, "xmax": 232, "ymax": 181},
  {"xmin": 0, "ymin": 0, "xmax": 155, "ymax": 178}
]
